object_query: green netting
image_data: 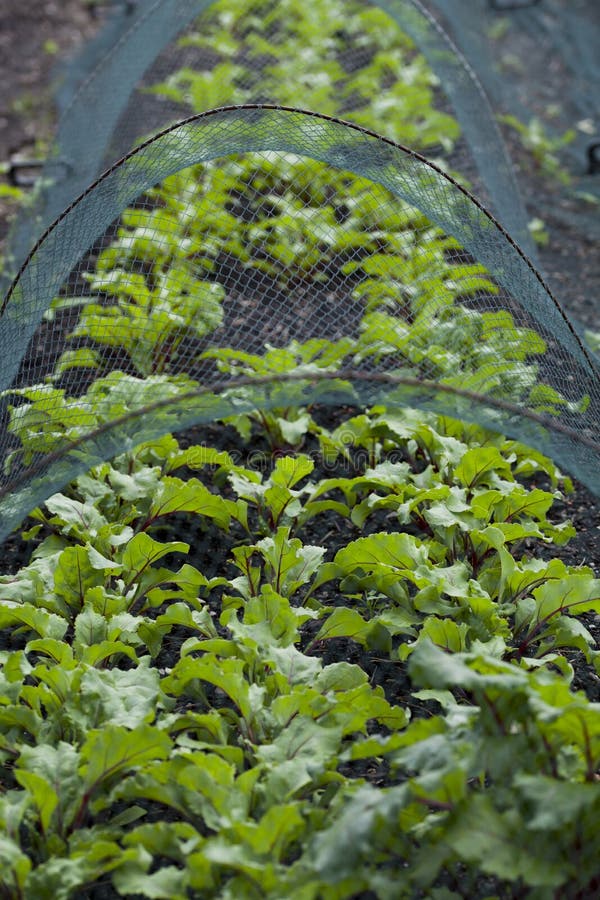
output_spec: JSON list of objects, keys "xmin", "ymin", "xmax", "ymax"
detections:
[
  {"xmin": 0, "ymin": 106, "xmax": 598, "ymax": 542},
  {"xmin": 1, "ymin": 0, "xmax": 534, "ymax": 298},
  {"xmin": 431, "ymin": 0, "xmax": 600, "ymax": 205},
  {"xmin": 427, "ymin": 0, "xmax": 600, "ymax": 331}
]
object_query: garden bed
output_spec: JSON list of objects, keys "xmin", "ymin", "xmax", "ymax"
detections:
[{"xmin": 0, "ymin": 3, "xmax": 599, "ymax": 899}]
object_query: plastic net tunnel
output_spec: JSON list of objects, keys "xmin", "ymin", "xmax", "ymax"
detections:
[
  {"xmin": 0, "ymin": 1, "xmax": 599, "ymax": 542},
  {"xmin": 1, "ymin": 0, "xmax": 536, "ymax": 288},
  {"xmin": 2, "ymin": 6, "xmax": 600, "ymax": 897},
  {"xmin": 426, "ymin": 0, "xmax": 600, "ymax": 336}
]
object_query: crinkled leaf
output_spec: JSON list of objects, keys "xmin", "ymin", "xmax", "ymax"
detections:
[
  {"xmin": 79, "ymin": 724, "xmax": 172, "ymax": 792},
  {"xmin": 79, "ymin": 666, "xmax": 161, "ymax": 727}
]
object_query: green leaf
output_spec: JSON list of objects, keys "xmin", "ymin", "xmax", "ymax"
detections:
[
  {"xmin": 334, "ymin": 532, "xmax": 429, "ymax": 574},
  {"xmin": 79, "ymin": 640, "xmax": 141, "ymax": 667},
  {"xmin": 16, "ymin": 742, "xmax": 82, "ymax": 835},
  {"xmin": 79, "ymin": 666, "xmax": 161, "ymax": 727},
  {"xmin": 309, "ymin": 783, "xmax": 408, "ymax": 880},
  {"xmin": 162, "ymin": 655, "xmax": 258, "ymax": 722},
  {"xmin": 79, "ymin": 724, "xmax": 172, "ymax": 793},
  {"xmin": 0, "ymin": 605, "xmax": 68, "ymax": 640},
  {"xmin": 44, "ymin": 494, "xmax": 108, "ymax": 539},
  {"xmin": 112, "ymin": 865, "xmax": 188, "ymax": 899},
  {"xmin": 261, "ymin": 644, "xmax": 322, "ymax": 686},
  {"xmin": 54, "ymin": 546, "xmax": 105, "ymax": 611},
  {"xmin": 13, "ymin": 769, "xmax": 59, "ymax": 832},
  {"xmin": 256, "ymin": 717, "xmax": 344, "ymax": 801},
  {"xmin": 223, "ymin": 585, "xmax": 315, "ymax": 648},
  {"xmin": 104, "ymin": 465, "xmax": 162, "ymax": 503},
  {"xmin": 251, "ymin": 527, "xmax": 325, "ymax": 598},
  {"xmin": 0, "ymin": 834, "xmax": 31, "ymax": 891},
  {"xmin": 120, "ymin": 532, "xmax": 189, "ymax": 583},
  {"xmin": 444, "ymin": 794, "xmax": 565, "ymax": 886},
  {"xmin": 86, "ymin": 545, "xmax": 123, "ymax": 572},
  {"xmin": 25, "ymin": 638, "xmax": 73, "ymax": 666},
  {"xmin": 403, "ymin": 617, "xmax": 470, "ymax": 657},
  {"xmin": 516, "ymin": 774, "xmax": 600, "ymax": 830},
  {"xmin": 236, "ymin": 802, "xmax": 305, "ymax": 859},
  {"xmin": 270, "ymin": 455, "xmax": 314, "ymax": 490},
  {"xmin": 277, "ymin": 414, "xmax": 313, "ymax": 446},
  {"xmin": 532, "ymin": 574, "xmax": 600, "ymax": 623},
  {"xmin": 73, "ymin": 604, "xmax": 109, "ymax": 647},
  {"xmin": 408, "ymin": 640, "xmax": 524, "ymax": 694},
  {"xmin": 263, "ymin": 483, "xmax": 303, "ymax": 527},
  {"xmin": 166, "ymin": 444, "xmax": 238, "ymax": 473},
  {"xmin": 24, "ymin": 841, "xmax": 145, "ymax": 900},
  {"xmin": 54, "ymin": 347, "xmax": 101, "ymax": 376},
  {"xmin": 155, "ymin": 601, "xmax": 215, "ymax": 636},
  {"xmin": 312, "ymin": 607, "xmax": 372, "ymax": 646},
  {"xmin": 148, "ymin": 476, "xmax": 232, "ymax": 527},
  {"xmin": 453, "ymin": 447, "xmax": 513, "ymax": 489}
]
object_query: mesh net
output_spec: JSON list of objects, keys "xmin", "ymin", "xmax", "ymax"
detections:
[
  {"xmin": 0, "ymin": 106, "xmax": 598, "ymax": 542},
  {"xmin": 0, "ymin": 0, "xmax": 535, "ymax": 296},
  {"xmin": 1, "ymin": 3, "xmax": 599, "ymax": 539},
  {"xmin": 54, "ymin": 2, "xmax": 140, "ymax": 118},
  {"xmin": 430, "ymin": 0, "xmax": 600, "ymax": 218},
  {"xmin": 426, "ymin": 0, "xmax": 600, "ymax": 332}
]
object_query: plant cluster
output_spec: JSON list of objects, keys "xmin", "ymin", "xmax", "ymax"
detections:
[
  {"xmin": 15, "ymin": 0, "xmax": 584, "ymax": 430},
  {"xmin": 48, "ymin": 152, "xmax": 575, "ymax": 421},
  {"xmin": 1, "ymin": 3, "xmax": 599, "ymax": 898},
  {"xmin": 498, "ymin": 116, "xmax": 575, "ymax": 187},
  {"xmin": 150, "ymin": 0, "xmax": 460, "ymax": 151},
  {"xmin": 1, "ymin": 407, "xmax": 600, "ymax": 898}
]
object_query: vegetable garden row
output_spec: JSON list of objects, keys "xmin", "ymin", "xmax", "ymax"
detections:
[{"xmin": 0, "ymin": 2, "xmax": 599, "ymax": 897}]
